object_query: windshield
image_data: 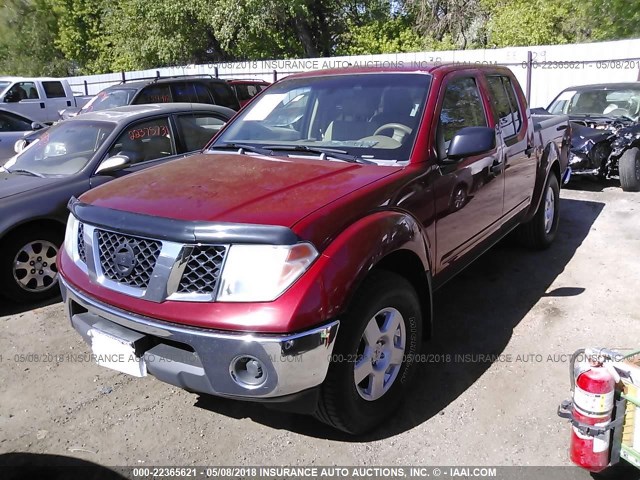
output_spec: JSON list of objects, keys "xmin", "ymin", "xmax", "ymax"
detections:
[
  {"xmin": 212, "ymin": 73, "xmax": 431, "ymax": 163},
  {"xmin": 0, "ymin": 81, "xmax": 10, "ymax": 93},
  {"xmin": 548, "ymin": 86, "xmax": 640, "ymax": 120},
  {"xmin": 4, "ymin": 121, "xmax": 114, "ymax": 175},
  {"xmin": 81, "ymin": 88, "xmax": 137, "ymax": 113}
]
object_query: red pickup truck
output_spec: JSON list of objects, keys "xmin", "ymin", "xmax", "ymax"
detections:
[{"xmin": 59, "ymin": 65, "xmax": 570, "ymax": 434}]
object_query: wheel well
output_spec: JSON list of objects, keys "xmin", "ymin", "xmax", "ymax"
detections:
[
  {"xmin": 0, "ymin": 219, "xmax": 65, "ymax": 246},
  {"xmin": 372, "ymin": 250, "xmax": 432, "ymax": 340}
]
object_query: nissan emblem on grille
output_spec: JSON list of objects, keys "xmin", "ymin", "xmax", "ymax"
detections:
[
  {"xmin": 97, "ymin": 229, "xmax": 161, "ymax": 289},
  {"xmin": 113, "ymin": 243, "xmax": 136, "ymax": 277}
]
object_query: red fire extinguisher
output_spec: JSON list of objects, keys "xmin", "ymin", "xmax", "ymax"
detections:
[{"xmin": 562, "ymin": 348, "xmax": 618, "ymax": 472}]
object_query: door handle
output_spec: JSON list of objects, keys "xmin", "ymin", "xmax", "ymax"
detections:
[{"xmin": 40, "ymin": 102, "xmax": 45, "ymax": 109}]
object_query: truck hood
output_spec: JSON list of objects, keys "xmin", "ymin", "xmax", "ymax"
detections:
[
  {"xmin": 0, "ymin": 170, "xmax": 62, "ymax": 200},
  {"xmin": 79, "ymin": 153, "xmax": 399, "ymax": 229}
]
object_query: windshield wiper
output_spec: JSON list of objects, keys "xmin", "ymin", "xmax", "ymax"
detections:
[
  {"xmin": 263, "ymin": 145, "xmax": 375, "ymax": 164},
  {"xmin": 208, "ymin": 143, "xmax": 271, "ymax": 155},
  {"xmin": 8, "ymin": 168, "xmax": 45, "ymax": 178}
]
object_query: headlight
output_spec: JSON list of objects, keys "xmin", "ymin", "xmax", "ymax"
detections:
[
  {"xmin": 217, "ymin": 243, "xmax": 318, "ymax": 302},
  {"xmin": 63, "ymin": 214, "xmax": 80, "ymax": 259}
]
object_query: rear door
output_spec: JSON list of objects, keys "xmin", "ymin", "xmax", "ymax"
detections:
[
  {"xmin": 42, "ymin": 81, "xmax": 72, "ymax": 121},
  {"xmin": 174, "ymin": 112, "xmax": 230, "ymax": 152},
  {"xmin": 432, "ymin": 73, "xmax": 505, "ymax": 273},
  {"xmin": 485, "ymin": 74, "xmax": 535, "ymax": 219}
]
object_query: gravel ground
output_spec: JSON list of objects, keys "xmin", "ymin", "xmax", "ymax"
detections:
[{"xmin": 1, "ymin": 178, "xmax": 639, "ymax": 479}]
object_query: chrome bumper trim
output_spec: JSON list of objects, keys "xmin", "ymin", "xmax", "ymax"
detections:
[{"xmin": 60, "ymin": 277, "xmax": 339, "ymax": 398}]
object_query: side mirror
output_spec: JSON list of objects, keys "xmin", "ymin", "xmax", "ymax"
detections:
[
  {"xmin": 95, "ymin": 155, "xmax": 130, "ymax": 175},
  {"xmin": 446, "ymin": 127, "xmax": 496, "ymax": 161}
]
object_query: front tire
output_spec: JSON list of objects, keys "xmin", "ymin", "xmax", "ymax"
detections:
[
  {"xmin": 315, "ymin": 270, "xmax": 422, "ymax": 434},
  {"xmin": 517, "ymin": 173, "xmax": 560, "ymax": 250},
  {"xmin": 0, "ymin": 227, "xmax": 63, "ymax": 303},
  {"xmin": 619, "ymin": 147, "xmax": 640, "ymax": 192}
]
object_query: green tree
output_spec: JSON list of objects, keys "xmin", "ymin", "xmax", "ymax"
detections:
[
  {"xmin": 483, "ymin": 0, "xmax": 574, "ymax": 47},
  {"xmin": 50, "ymin": 0, "xmax": 110, "ymax": 74},
  {"xmin": 338, "ymin": 17, "xmax": 425, "ymax": 55},
  {"xmin": 0, "ymin": 0, "xmax": 71, "ymax": 76}
]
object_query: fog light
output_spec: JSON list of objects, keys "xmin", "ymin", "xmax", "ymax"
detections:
[{"xmin": 230, "ymin": 355, "xmax": 267, "ymax": 388}]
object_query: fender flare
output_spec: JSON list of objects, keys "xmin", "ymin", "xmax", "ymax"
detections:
[
  {"xmin": 313, "ymin": 209, "xmax": 433, "ymax": 336},
  {"xmin": 523, "ymin": 141, "xmax": 561, "ymax": 222}
]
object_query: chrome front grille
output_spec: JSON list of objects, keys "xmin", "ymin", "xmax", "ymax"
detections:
[
  {"xmin": 75, "ymin": 221, "xmax": 229, "ymax": 301},
  {"xmin": 77, "ymin": 223, "xmax": 86, "ymax": 264},
  {"xmin": 96, "ymin": 230, "xmax": 162, "ymax": 289},
  {"xmin": 177, "ymin": 246, "xmax": 227, "ymax": 295}
]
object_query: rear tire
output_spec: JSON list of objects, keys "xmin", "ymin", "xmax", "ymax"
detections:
[
  {"xmin": 0, "ymin": 226, "xmax": 63, "ymax": 303},
  {"xmin": 619, "ymin": 147, "xmax": 640, "ymax": 192},
  {"xmin": 517, "ymin": 173, "xmax": 560, "ymax": 250},
  {"xmin": 315, "ymin": 270, "xmax": 422, "ymax": 434}
]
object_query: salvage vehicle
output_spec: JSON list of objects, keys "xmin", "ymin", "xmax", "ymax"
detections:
[
  {"xmin": 0, "ymin": 103, "xmax": 235, "ymax": 302},
  {"xmin": 58, "ymin": 65, "xmax": 570, "ymax": 434},
  {"xmin": 61, "ymin": 75, "xmax": 241, "ymax": 120},
  {"xmin": 226, "ymin": 79, "xmax": 270, "ymax": 107},
  {"xmin": 0, "ymin": 77, "xmax": 91, "ymax": 124},
  {"xmin": 544, "ymin": 82, "xmax": 640, "ymax": 191},
  {"xmin": 0, "ymin": 108, "xmax": 47, "ymax": 162}
]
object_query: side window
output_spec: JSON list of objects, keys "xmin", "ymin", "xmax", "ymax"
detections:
[
  {"xmin": 234, "ymin": 84, "xmax": 252, "ymax": 101},
  {"xmin": 133, "ymin": 85, "xmax": 172, "ymax": 104},
  {"xmin": 193, "ymin": 83, "xmax": 212, "ymax": 104},
  {"xmin": 247, "ymin": 85, "xmax": 259, "ymax": 97},
  {"xmin": 176, "ymin": 114, "xmax": 226, "ymax": 151},
  {"xmin": 5, "ymin": 82, "xmax": 39, "ymax": 102},
  {"xmin": 502, "ymin": 77, "xmax": 522, "ymax": 132},
  {"xmin": 439, "ymin": 77, "xmax": 487, "ymax": 144},
  {"xmin": 0, "ymin": 112, "xmax": 32, "ymax": 131},
  {"xmin": 43, "ymin": 81, "xmax": 66, "ymax": 98},
  {"xmin": 209, "ymin": 83, "xmax": 238, "ymax": 108},
  {"xmin": 106, "ymin": 117, "xmax": 175, "ymax": 164},
  {"xmin": 487, "ymin": 76, "xmax": 516, "ymax": 138},
  {"xmin": 171, "ymin": 82, "xmax": 198, "ymax": 103}
]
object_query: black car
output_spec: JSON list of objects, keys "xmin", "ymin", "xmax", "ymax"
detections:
[
  {"xmin": 61, "ymin": 75, "xmax": 240, "ymax": 119},
  {"xmin": 542, "ymin": 82, "xmax": 640, "ymax": 191},
  {"xmin": 0, "ymin": 102, "xmax": 235, "ymax": 302}
]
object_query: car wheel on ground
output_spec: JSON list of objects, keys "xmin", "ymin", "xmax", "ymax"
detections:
[
  {"xmin": 619, "ymin": 147, "xmax": 640, "ymax": 192},
  {"xmin": 517, "ymin": 173, "xmax": 560, "ymax": 249},
  {"xmin": 315, "ymin": 270, "xmax": 422, "ymax": 434},
  {"xmin": 0, "ymin": 226, "xmax": 63, "ymax": 303}
]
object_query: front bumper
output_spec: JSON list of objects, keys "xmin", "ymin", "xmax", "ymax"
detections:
[{"xmin": 60, "ymin": 277, "xmax": 339, "ymax": 399}]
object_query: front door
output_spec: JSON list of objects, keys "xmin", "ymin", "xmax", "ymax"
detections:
[{"xmin": 432, "ymin": 74, "xmax": 505, "ymax": 274}]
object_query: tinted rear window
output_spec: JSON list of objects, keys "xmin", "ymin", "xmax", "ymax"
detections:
[
  {"xmin": 134, "ymin": 85, "xmax": 172, "ymax": 104},
  {"xmin": 43, "ymin": 81, "xmax": 66, "ymax": 98},
  {"xmin": 208, "ymin": 83, "xmax": 239, "ymax": 109}
]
